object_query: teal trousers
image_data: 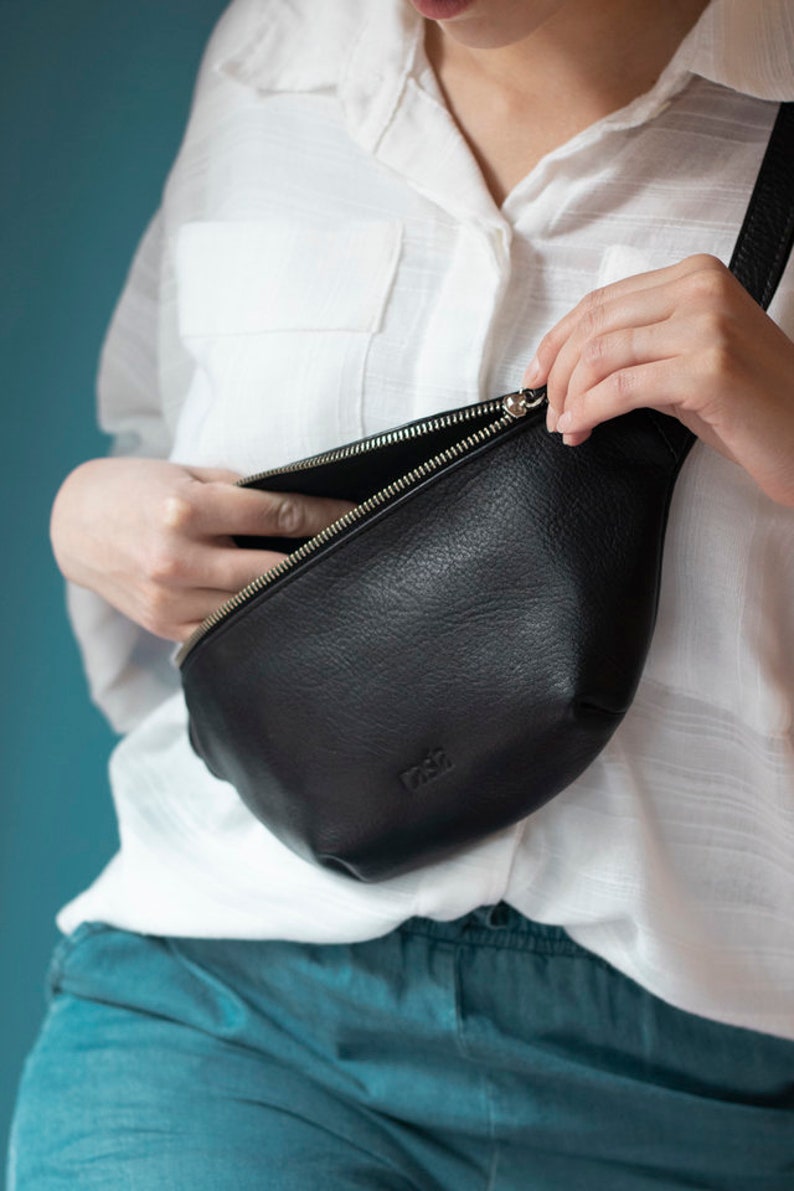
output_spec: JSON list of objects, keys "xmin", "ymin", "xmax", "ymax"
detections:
[{"xmin": 8, "ymin": 905, "xmax": 794, "ymax": 1189}]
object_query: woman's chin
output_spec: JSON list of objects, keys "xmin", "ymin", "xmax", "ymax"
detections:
[{"xmin": 407, "ymin": 0, "xmax": 475, "ymax": 22}]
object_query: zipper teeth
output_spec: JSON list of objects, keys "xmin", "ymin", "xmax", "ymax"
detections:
[
  {"xmin": 176, "ymin": 404, "xmax": 518, "ymax": 667},
  {"xmin": 237, "ymin": 397, "xmax": 505, "ymax": 487}
]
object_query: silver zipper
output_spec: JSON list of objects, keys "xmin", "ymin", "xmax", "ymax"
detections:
[{"xmin": 177, "ymin": 387, "xmax": 546, "ymax": 666}]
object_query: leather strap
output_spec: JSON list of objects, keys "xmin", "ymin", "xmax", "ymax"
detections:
[
  {"xmin": 729, "ymin": 102, "xmax": 794, "ymax": 310},
  {"xmin": 658, "ymin": 102, "xmax": 794, "ymax": 464}
]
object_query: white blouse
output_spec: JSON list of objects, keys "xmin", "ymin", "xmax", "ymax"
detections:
[{"xmin": 58, "ymin": 0, "xmax": 794, "ymax": 1040}]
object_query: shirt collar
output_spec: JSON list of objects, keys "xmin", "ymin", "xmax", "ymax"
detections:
[
  {"xmin": 215, "ymin": 0, "xmax": 793, "ymax": 232},
  {"xmin": 684, "ymin": 0, "xmax": 794, "ymax": 101},
  {"xmin": 217, "ymin": 0, "xmax": 421, "ymax": 150},
  {"xmin": 217, "ymin": 0, "xmax": 794, "ymax": 112}
]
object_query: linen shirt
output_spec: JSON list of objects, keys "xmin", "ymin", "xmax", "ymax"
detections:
[{"xmin": 58, "ymin": 0, "xmax": 794, "ymax": 1040}]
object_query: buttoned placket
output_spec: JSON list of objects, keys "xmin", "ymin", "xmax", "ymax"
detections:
[{"xmin": 335, "ymin": 8, "xmax": 698, "ymax": 412}]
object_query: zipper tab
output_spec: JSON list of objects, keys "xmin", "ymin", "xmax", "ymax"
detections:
[{"xmin": 502, "ymin": 386, "xmax": 547, "ymax": 419}]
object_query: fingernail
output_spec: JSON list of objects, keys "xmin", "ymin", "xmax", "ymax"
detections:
[
  {"xmin": 562, "ymin": 433, "xmax": 577, "ymax": 447},
  {"xmin": 523, "ymin": 355, "xmax": 542, "ymax": 387},
  {"xmin": 546, "ymin": 406, "xmax": 558, "ymax": 433},
  {"xmin": 556, "ymin": 411, "xmax": 574, "ymax": 433}
]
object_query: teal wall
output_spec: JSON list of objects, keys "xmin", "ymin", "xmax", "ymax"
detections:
[{"xmin": 1, "ymin": 0, "xmax": 228, "ymax": 1163}]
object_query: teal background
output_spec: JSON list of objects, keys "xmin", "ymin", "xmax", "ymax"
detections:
[{"xmin": 1, "ymin": 0, "xmax": 228, "ymax": 1164}]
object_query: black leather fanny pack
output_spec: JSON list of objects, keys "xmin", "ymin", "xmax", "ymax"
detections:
[{"xmin": 178, "ymin": 104, "xmax": 794, "ymax": 882}]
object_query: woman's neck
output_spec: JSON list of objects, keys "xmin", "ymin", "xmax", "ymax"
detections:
[{"xmin": 425, "ymin": 0, "xmax": 709, "ymax": 206}]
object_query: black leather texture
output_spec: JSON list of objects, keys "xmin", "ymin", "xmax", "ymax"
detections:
[
  {"xmin": 180, "ymin": 104, "xmax": 793, "ymax": 882},
  {"xmin": 729, "ymin": 105, "xmax": 794, "ymax": 309}
]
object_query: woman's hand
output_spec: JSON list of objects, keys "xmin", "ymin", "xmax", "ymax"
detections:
[
  {"xmin": 523, "ymin": 254, "xmax": 794, "ymax": 507},
  {"xmin": 50, "ymin": 458, "xmax": 355, "ymax": 642}
]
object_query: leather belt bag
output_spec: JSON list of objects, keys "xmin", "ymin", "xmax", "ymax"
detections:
[{"xmin": 178, "ymin": 104, "xmax": 794, "ymax": 882}]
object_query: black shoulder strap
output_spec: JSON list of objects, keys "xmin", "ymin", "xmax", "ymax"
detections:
[
  {"xmin": 730, "ymin": 102, "xmax": 794, "ymax": 310},
  {"xmin": 658, "ymin": 102, "xmax": 794, "ymax": 463}
]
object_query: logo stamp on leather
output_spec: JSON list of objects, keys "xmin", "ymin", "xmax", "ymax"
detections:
[{"xmin": 400, "ymin": 748, "xmax": 453, "ymax": 793}]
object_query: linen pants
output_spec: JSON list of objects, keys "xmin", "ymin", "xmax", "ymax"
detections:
[{"xmin": 7, "ymin": 905, "xmax": 794, "ymax": 1190}]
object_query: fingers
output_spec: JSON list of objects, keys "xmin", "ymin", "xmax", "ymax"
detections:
[
  {"xmin": 51, "ymin": 455, "xmax": 357, "ymax": 644},
  {"xmin": 171, "ymin": 480, "xmax": 356, "ymax": 540},
  {"xmin": 562, "ymin": 320, "xmax": 682, "ymax": 416},
  {"xmin": 131, "ymin": 471, "xmax": 355, "ymax": 640},
  {"xmin": 140, "ymin": 531, "xmax": 290, "ymax": 591},
  {"xmin": 546, "ymin": 299, "xmax": 677, "ymax": 424},
  {"xmin": 129, "ymin": 585, "xmax": 247, "ymax": 644},
  {"xmin": 127, "ymin": 547, "xmax": 290, "ymax": 640},
  {"xmin": 555, "ymin": 357, "xmax": 684, "ymax": 438},
  {"xmin": 523, "ymin": 255, "xmax": 723, "ymax": 393},
  {"xmin": 183, "ymin": 466, "xmax": 244, "ymax": 485},
  {"xmin": 520, "ymin": 255, "xmax": 735, "ymax": 442},
  {"xmin": 202, "ymin": 545, "xmax": 293, "ymax": 592},
  {"xmin": 536, "ymin": 285, "xmax": 678, "ymax": 431}
]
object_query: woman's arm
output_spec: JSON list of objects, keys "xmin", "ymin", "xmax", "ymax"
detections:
[
  {"xmin": 59, "ymin": 211, "xmax": 353, "ymax": 729},
  {"xmin": 525, "ymin": 254, "xmax": 794, "ymax": 507}
]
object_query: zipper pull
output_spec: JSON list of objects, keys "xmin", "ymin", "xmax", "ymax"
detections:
[{"xmin": 502, "ymin": 386, "xmax": 547, "ymax": 419}]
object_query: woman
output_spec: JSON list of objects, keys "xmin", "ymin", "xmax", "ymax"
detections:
[{"xmin": 9, "ymin": 0, "xmax": 794, "ymax": 1186}]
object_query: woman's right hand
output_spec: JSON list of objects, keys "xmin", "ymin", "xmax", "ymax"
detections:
[{"xmin": 50, "ymin": 458, "xmax": 356, "ymax": 643}]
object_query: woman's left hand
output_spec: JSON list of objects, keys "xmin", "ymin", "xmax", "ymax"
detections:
[{"xmin": 523, "ymin": 254, "xmax": 794, "ymax": 507}]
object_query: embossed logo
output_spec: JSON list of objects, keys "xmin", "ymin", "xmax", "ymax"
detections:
[{"xmin": 400, "ymin": 748, "xmax": 453, "ymax": 793}]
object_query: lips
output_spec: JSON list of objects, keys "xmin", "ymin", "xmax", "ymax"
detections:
[{"xmin": 408, "ymin": 0, "xmax": 475, "ymax": 20}]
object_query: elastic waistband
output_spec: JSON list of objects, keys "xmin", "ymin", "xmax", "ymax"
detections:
[{"xmin": 398, "ymin": 902, "xmax": 593, "ymax": 958}]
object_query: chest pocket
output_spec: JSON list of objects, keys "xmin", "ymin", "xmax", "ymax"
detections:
[{"xmin": 172, "ymin": 218, "xmax": 402, "ymax": 475}]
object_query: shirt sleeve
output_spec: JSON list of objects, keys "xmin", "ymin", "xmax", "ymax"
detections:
[
  {"xmin": 65, "ymin": 0, "xmax": 277, "ymax": 735},
  {"xmin": 66, "ymin": 210, "xmax": 190, "ymax": 735}
]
